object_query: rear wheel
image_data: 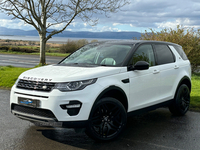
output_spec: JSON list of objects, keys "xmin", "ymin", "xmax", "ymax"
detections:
[
  {"xmin": 169, "ymin": 84, "xmax": 190, "ymax": 116},
  {"xmin": 86, "ymin": 97, "xmax": 127, "ymax": 141}
]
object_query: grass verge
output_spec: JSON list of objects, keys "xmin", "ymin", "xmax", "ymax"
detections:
[
  {"xmin": 190, "ymin": 73, "xmax": 200, "ymax": 111},
  {"xmin": 0, "ymin": 66, "xmax": 30, "ymax": 89},
  {"xmin": 31, "ymin": 52, "xmax": 69, "ymax": 57},
  {"xmin": 0, "ymin": 66, "xmax": 200, "ymax": 111}
]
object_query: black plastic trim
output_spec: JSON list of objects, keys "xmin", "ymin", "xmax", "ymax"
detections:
[
  {"xmin": 177, "ymin": 76, "xmax": 191, "ymax": 92},
  {"xmin": 62, "ymin": 120, "xmax": 88, "ymax": 128},
  {"xmin": 173, "ymin": 76, "xmax": 192, "ymax": 100},
  {"xmin": 127, "ymin": 100, "xmax": 173, "ymax": 116},
  {"xmin": 60, "ymin": 101, "xmax": 82, "ymax": 116},
  {"xmin": 91, "ymin": 85, "xmax": 128, "ymax": 113},
  {"xmin": 13, "ymin": 110, "xmax": 88, "ymax": 128},
  {"xmin": 122, "ymin": 78, "xmax": 130, "ymax": 83}
]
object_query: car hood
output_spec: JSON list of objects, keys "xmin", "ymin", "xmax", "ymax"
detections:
[{"xmin": 19, "ymin": 65, "xmax": 126, "ymax": 82}]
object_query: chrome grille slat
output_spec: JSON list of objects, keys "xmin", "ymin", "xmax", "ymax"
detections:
[{"xmin": 17, "ymin": 79, "xmax": 55, "ymax": 92}]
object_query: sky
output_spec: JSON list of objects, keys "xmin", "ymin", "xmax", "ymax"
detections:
[{"xmin": 0, "ymin": 0, "xmax": 200, "ymax": 33}]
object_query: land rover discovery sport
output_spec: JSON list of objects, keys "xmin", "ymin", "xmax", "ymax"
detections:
[{"xmin": 10, "ymin": 40, "xmax": 191, "ymax": 141}]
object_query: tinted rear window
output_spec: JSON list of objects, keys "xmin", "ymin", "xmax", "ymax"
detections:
[
  {"xmin": 173, "ymin": 45, "xmax": 188, "ymax": 60},
  {"xmin": 154, "ymin": 44, "xmax": 175, "ymax": 65}
]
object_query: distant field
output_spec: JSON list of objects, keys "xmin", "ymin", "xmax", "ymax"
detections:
[
  {"xmin": 0, "ymin": 38, "xmax": 91, "ymax": 55},
  {"xmin": 0, "ymin": 39, "xmax": 62, "ymax": 54}
]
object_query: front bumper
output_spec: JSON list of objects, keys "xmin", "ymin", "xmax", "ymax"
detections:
[
  {"xmin": 10, "ymin": 83, "xmax": 102, "ymax": 127},
  {"xmin": 11, "ymin": 108, "xmax": 88, "ymax": 128}
]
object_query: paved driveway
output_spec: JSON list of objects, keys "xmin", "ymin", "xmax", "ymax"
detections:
[{"xmin": 1, "ymin": 89, "xmax": 200, "ymax": 150}]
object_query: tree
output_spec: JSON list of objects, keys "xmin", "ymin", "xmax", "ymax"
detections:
[
  {"xmin": 0, "ymin": 0, "xmax": 129, "ymax": 65},
  {"xmin": 140, "ymin": 25, "xmax": 200, "ymax": 72}
]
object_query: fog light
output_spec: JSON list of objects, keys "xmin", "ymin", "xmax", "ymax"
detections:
[
  {"xmin": 60, "ymin": 101, "xmax": 82, "ymax": 116},
  {"xmin": 66, "ymin": 104, "xmax": 81, "ymax": 109}
]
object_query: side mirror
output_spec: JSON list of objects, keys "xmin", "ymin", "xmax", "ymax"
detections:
[{"xmin": 129, "ymin": 61, "xmax": 149, "ymax": 71}]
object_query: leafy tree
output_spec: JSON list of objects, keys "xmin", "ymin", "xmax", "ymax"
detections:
[
  {"xmin": 140, "ymin": 25, "xmax": 200, "ymax": 72},
  {"xmin": 0, "ymin": 0, "xmax": 129, "ymax": 65}
]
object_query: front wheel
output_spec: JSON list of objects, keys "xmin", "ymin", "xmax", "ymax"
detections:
[
  {"xmin": 169, "ymin": 84, "xmax": 190, "ymax": 116},
  {"xmin": 86, "ymin": 97, "xmax": 127, "ymax": 141}
]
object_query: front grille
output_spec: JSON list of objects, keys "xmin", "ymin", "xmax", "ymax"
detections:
[
  {"xmin": 17, "ymin": 79, "xmax": 55, "ymax": 92},
  {"xmin": 12, "ymin": 104, "xmax": 56, "ymax": 118}
]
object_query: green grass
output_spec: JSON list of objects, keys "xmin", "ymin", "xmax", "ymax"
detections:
[
  {"xmin": 31, "ymin": 52, "xmax": 69, "ymax": 57},
  {"xmin": 0, "ymin": 66, "xmax": 200, "ymax": 111},
  {"xmin": 16, "ymin": 46, "xmax": 39, "ymax": 49},
  {"xmin": 190, "ymin": 73, "xmax": 200, "ymax": 111},
  {"xmin": 0, "ymin": 66, "xmax": 30, "ymax": 89}
]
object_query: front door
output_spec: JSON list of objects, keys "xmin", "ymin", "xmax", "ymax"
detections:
[{"xmin": 128, "ymin": 44, "xmax": 161, "ymax": 112}]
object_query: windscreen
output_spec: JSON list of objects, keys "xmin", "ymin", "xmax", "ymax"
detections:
[{"xmin": 59, "ymin": 42, "xmax": 132, "ymax": 66}]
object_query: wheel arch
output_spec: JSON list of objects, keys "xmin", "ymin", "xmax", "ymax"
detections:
[
  {"xmin": 92, "ymin": 86, "xmax": 128, "ymax": 112},
  {"xmin": 169, "ymin": 76, "xmax": 191, "ymax": 116},
  {"xmin": 174, "ymin": 76, "xmax": 191, "ymax": 98}
]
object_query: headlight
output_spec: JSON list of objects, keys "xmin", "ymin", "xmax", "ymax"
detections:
[{"xmin": 54, "ymin": 78, "xmax": 97, "ymax": 92}]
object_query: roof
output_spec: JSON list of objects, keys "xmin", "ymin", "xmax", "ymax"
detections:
[{"xmin": 102, "ymin": 40, "xmax": 181, "ymax": 47}]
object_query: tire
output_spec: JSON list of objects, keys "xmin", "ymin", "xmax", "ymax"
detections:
[
  {"xmin": 86, "ymin": 97, "xmax": 127, "ymax": 141},
  {"xmin": 169, "ymin": 84, "xmax": 190, "ymax": 116}
]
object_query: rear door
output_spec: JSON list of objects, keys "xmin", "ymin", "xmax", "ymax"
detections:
[{"xmin": 153, "ymin": 44, "xmax": 178, "ymax": 101}]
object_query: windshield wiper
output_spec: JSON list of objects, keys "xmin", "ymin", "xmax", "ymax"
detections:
[{"xmin": 99, "ymin": 64, "xmax": 108, "ymax": 66}]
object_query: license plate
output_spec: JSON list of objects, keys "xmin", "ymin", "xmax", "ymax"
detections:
[{"xmin": 18, "ymin": 97, "xmax": 40, "ymax": 108}]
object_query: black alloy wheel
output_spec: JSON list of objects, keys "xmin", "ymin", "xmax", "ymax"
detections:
[
  {"xmin": 86, "ymin": 97, "xmax": 127, "ymax": 141},
  {"xmin": 169, "ymin": 84, "xmax": 190, "ymax": 116}
]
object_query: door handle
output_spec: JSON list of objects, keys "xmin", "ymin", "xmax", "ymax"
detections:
[
  {"xmin": 153, "ymin": 69, "xmax": 160, "ymax": 74},
  {"xmin": 174, "ymin": 65, "xmax": 179, "ymax": 69}
]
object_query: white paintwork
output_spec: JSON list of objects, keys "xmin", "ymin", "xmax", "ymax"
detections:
[
  {"xmin": 19, "ymin": 65, "xmax": 122, "ymax": 82},
  {"xmin": 10, "ymin": 43, "xmax": 191, "ymax": 124}
]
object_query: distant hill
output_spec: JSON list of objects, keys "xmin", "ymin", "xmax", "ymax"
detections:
[{"xmin": 0, "ymin": 27, "xmax": 141, "ymax": 39}]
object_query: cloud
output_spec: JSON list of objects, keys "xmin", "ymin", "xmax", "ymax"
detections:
[
  {"xmin": 156, "ymin": 18, "xmax": 200, "ymax": 29},
  {"xmin": 0, "ymin": 19, "xmax": 13, "ymax": 26},
  {"xmin": 94, "ymin": 0, "xmax": 200, "ymax": 31},
  {"xmin": 0, "ymin": 18, "xmax": 34, "ymax": 30},
  {"xmin": 0, "ymin": 0, "xmax": 200, "ymax": 32},
  {"xmin": 0, "ymin": 13, "xmax": 13, "ymax": 19},
  {"xmin": 83, "ymin": 23, "xmax": 87, "ymax": 27},
  {"xmin": 99, "ymin": 26, "xmax": 121, "ymax": 32},
  {"xmin": 62, "ymin": 21, "xmax": 122, "ymax": 32},
  {"xmin": 53, "ymin": 23, "xmax": 65, "ymax": 29},
  {"xmin": 113, "ymin": 23, "xmax": 122, "ymax": 26}
]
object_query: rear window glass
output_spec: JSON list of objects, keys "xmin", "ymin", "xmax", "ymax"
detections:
[
  {"xmin": 154, "ymin": 44, "xmax": 175, "ymax": 65},
  {"xmin": 173, "ymin": 45, "xmax": 188, "ymax": 60}
]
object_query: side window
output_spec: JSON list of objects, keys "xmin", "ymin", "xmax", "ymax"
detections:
[
  {"xmin": 131, "ymin": 44, "xmax": 155, "ymax": 67},
  {"xmin": 154, "ymin": 44, "xmax": 175, "ymax": 65},
  {"xmin": 173, "ymin": 45, "xmax": 188, "ymax": 60}
]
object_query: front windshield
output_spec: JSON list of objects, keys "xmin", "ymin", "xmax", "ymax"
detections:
[{"xmin": 59, "ymin": 42, "xmax": 132, "ymax": 66}]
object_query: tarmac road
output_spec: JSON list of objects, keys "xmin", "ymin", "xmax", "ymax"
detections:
[
  {"xmin": 0, "ymin": 54, "xmax": 65, "ymax": 68},
  {"xmin": 1, "ymin": 89, "xmax": 200, "ymax": 150}
]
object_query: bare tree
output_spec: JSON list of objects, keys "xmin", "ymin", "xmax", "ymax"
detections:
[{"xmin": 0, "ymin": 0, "xmax": 129, "ymax": 65}]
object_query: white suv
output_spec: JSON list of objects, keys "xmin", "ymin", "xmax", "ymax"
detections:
[{"xmin": 10, "ymin": 40, "xmax": 191, "ymax": 141}]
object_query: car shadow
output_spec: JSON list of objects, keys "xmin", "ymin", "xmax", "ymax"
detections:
[{"xmin": 33, "ymin": 108, "xmax": 190, "ymax": 149}]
